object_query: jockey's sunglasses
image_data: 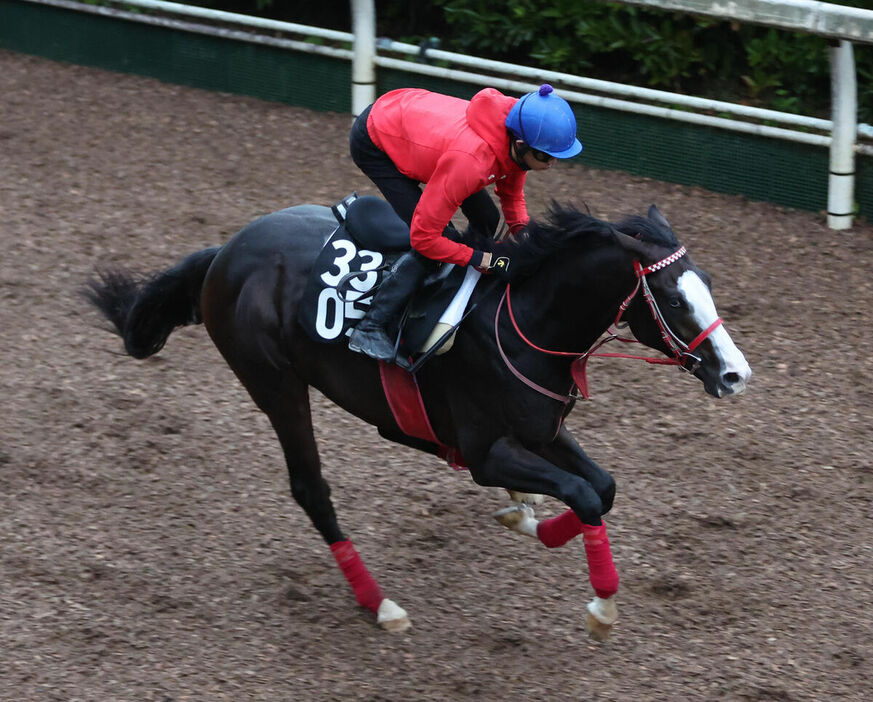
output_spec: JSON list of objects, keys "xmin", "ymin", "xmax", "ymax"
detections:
[{"xmin": 530, "ymin": 147, "xmax": 555, "ymax": 163}]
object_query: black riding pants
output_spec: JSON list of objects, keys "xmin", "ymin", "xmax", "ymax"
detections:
[{"xmin": 349, "ymin": 105, "xmax": 501, "ymax": 238}]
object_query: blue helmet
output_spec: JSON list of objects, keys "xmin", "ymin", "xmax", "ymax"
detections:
[{"xmin": 505, "ymin": 84, "xmax": 582, "ymax": 158}]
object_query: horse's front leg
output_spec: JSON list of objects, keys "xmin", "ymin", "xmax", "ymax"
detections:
[
  {"xmin": 498, "ymin": 424, "xmax": 616, "ymax": 539},
  {"xmin": 501, "ymin": 427, "xmax": 619, "ymax": 638},
  {"xmin": 497, "ymin": 424, "xmax": 615, "ymax": 531},
  {"xmin": 470, "ymin": 436, "xmax": 619, "ymax": 640},
  {"xmin": 536, "ymin": 425, "xmax": 617, "ymax": 515}
]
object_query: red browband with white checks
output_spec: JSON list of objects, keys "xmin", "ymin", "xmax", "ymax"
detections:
[
  {"xmin": 496, "ymin": 246, "xmax": 723, "ymax": 402},
  {"xmin": 635, "ymin": 245, "xmax": 687, "ymax": 275}
]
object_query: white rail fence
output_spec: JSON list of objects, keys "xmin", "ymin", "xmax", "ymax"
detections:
[
  {"xmin": 588, "ymin": 0, "xmax": 873, "ymax": 228},
  {"xmin": 22, "ymin": 0, "xmax": 873, "ymax": 229}
]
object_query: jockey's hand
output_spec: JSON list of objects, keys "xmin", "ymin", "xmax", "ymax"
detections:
[{"xmin": 471, "ymin": 247, "xmax": 514, "ymax": 280}]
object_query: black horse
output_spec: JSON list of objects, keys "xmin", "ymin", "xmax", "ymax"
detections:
[{"xmin": 85, "ymin": 200, "xmax": 750, "ymax": 639}]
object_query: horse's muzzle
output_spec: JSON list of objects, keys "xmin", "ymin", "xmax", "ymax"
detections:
[{"xmin": 707, "ymin": 364, "xmax": 752, "ymax": 398}]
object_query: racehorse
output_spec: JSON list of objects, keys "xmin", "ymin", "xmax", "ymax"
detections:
[{"xmin": 84, "ymin": 198, "xmax": 751, "ymax": 640}]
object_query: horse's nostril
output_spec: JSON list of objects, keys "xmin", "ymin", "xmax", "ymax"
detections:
[{"xmin": 723, "ymin": 372, "xmax": 741, "ymax": 385}]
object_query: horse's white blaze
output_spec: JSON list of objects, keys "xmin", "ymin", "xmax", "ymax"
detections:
[{"xmin": 677, "ymin": 271, "xmax": 751, "ymax": 395}]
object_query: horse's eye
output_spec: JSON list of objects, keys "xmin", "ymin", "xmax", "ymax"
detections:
[{"xmin": 669, "ymin": 297, "xmax": 682, "ymax": 308}]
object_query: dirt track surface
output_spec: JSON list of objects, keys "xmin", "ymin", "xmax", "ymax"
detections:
[{"xmin": 1, "ymin": 50, "xmax": 872, "ymax": 701}]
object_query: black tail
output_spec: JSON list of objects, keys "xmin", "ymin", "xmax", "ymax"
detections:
[{"xmin": 83, "ymin": 247, "xmax": 221, "ymax": 358}]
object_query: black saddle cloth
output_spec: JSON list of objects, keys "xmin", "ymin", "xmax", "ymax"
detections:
[{"xmin": 299, "ymin": 196, "xmax": 476, "ymax": 362}]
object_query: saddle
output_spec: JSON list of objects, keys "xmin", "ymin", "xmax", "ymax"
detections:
[{"xmin": 299, "ymin": 195, "xmax": 485, "ymax": 368}]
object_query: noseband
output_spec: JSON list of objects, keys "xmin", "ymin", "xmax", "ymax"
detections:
[
  {"xmin": 495, "ymin": 246, "xmax": 723, "ymax": 401},
  {"xmin": 627, "ymin": 247, "xmax": 723, "ymax": 375}
]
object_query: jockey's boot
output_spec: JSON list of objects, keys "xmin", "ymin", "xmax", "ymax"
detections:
[{"xmin": 348, "ymin": 250, "xmax": 431, "ymax": 365}]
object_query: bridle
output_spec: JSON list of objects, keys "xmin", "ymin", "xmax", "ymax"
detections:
[{"xmin": 494, "ymin": 245, "xmax": 723, "ymax": 401}]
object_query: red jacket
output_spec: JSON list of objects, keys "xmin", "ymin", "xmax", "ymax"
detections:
[{"xmin": 367, "ymin": 88, "xmax": 529, "ymax": 266}]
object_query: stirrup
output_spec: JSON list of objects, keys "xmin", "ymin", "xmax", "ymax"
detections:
[{"xmin": 348, "ymin": 327, "xmax": 395, "ymax": 361}]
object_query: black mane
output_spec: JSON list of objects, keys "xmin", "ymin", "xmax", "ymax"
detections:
[
  {"xmin": 469, "ymin": 202, "xmax": 679, "ymax": 278},
  {"xmin": 525, "ymin": 202, "xmax": 615, "ymax": 256},
  {"xmin": 530, "ymin": 202, "xmax": 679, "ymax": 249}
]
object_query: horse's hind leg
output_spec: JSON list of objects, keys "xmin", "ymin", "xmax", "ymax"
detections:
[
  {"xmin": 201, "ymin": 257, "xmax": 408, "ymax": 631},
  {"xmin": 224, "ymin": 358, "xmax": 410, "ymax": 632}
]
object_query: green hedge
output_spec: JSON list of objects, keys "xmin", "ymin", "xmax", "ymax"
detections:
[
  {"xmin": 432, "ymin": 0, "xmax": 873, "ymax": 121},
  {"xmin": 195, "ymin": 0, "xmax": 873, "ymax": 122},
  {"xmin": 5, "ymin": 0, "xmax": 873, "ymax": 221}
]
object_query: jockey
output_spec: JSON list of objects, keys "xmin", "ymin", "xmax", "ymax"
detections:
[{"xmin": 348, "ymin": 84, "xmax": 583, "ymax": 366}]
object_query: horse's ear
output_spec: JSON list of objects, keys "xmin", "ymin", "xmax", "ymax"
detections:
[
  {"xmin": 647, "ymin": 205, "xmax": 672, "ymax": 232},
  {"xmin": 611, "ymin": 227, "xmax": 658, "ymax": 259}
]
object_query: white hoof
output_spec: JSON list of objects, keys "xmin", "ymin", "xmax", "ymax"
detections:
[
  {"xmin": 493, "ymin": 504, "xmax": 539, "ymax": 538},
  {"xmin": 585, "ymin": 596, "xmax": 618, "ymax": 642},
  {"xmin": 585, "ymin": 612, "xmax": 613, "ymax": 641},
  {"xmin": 377, "ymin": 598, "xmax": 411, "ymax": 633},
  {"xmin": 507, "ymin": 491, "xmax": 545, "ymax": 506}
]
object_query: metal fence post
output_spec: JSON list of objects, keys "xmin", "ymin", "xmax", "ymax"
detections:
[
  {"xmin": 351, "ymin": 0, "xmax": 376, "ymax": 116},
  {"xmin": 828, "ymin": 40, "xmax": 857, "ymax": 230}
]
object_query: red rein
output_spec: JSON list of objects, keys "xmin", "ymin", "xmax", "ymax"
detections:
[{"xmin": 498, "ymin": 246, "xmax": 723, "ymax": 400}]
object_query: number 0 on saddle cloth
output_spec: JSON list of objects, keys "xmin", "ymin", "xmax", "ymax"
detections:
[
  {"xmin": 299, "ymin": 195, "xmax": 481, "ymax": 363},
  {"xmin": 299, "ymin": 225, "xmax": 385, "ymax": 343}
]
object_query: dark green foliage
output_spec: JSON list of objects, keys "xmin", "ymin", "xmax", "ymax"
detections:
[
  {"xmin": 433, "ymin": 0, "xmax": 872, "ymax": 121},
  {"xmin": 182, "ymin": 0, "xmax": 873, "ymax": 121}
]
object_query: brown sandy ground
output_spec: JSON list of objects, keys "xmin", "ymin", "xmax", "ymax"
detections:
[{"xmin": 1, "ymin": 50, "xmax": 872, "ymax": 701}]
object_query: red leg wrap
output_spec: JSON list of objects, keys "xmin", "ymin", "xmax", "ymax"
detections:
[
  {"xmin": 536, "ymin": 509, "xmax": 584, "ymax": 548},
  {"xmin": 581, "ymin": 522, "xmax": 620, "ymax": 599},
  {"xmin": 330, "ymin": 540, "xmax": 384, "ymax": 613}
]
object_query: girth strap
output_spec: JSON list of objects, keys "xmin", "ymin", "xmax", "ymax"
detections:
[{"xmin": 378, "ymin": 361, "xmax": 466, "ymax": 469}]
